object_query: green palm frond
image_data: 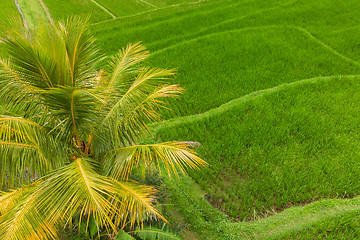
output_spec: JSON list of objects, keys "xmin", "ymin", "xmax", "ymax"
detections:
[
  {"xmin": 91, "ymin": 66, "xmax": 179, "ymax": 156},
  {"xmin": 105, "ymin": 42, "xmax": 149, "ymax": 95},
  {"xmin": 40, "ymin": 86, "xmax": 100, "ymax": 144},
  {"xmin": 134, "ymin": 226, "xmax": 181, "ymax": 240},
  {"xmin": 93, "ymin": 83, "xmax": 183, "ymax": 156},
  {"xmin": 101, "ymin": 67, "xmax": 176, "ymax": 125},
  {"xmin": 0, "ymin": 58, "xmax": 52, "ymax": 124},
  {"xmin": 58, "ymin": 16, "xmax": 103, "ymax": 87},
  {"xmin": 116, "ymin": 230, "xmax": 136, "ymax": 240}
]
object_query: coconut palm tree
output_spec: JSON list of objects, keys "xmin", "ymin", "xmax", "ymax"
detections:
[{"xmin": 0, "ymin": 16, "xmax": 206, "ymax": 240}]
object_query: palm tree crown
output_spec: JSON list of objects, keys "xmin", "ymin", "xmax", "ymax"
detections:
[{"xmin": 0, "ymin": 16, "xmax": 206, "ymax": 239}]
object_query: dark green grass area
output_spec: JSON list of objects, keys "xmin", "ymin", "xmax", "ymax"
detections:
[
  {"xmin": 43, "ymin": 0, "xmax": 110, "ymax": 22},
  {"xmin": 156, "ymin": 76, "xmax": 360, "ymax": 221}
]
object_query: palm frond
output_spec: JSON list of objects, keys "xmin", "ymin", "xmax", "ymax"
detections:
[
  {"xmin": 105, "ymin": 42, "xmax": 149, "ymax": 97},
  {"xmin": 0, "ymin": 58, "xmax": 56, "ymax": 125},
  {"xmin": 116, "ymin": 230, "xmax": 136, "ymax": 240},
  {"xmin": 0, "ymin": 158, "xmax": 118, "ymax": 239},
  {"xmin": 33, "ymin": 158, "xmax": 118, "ymax": 232},
  {"xmin": 0, "ymin": 182, "xmax": 57, "ymax": 240},
  {"xmin": 40, "ymin": 87, "xmax": 100, "ymax": 144},
  {"xmin": 0, "ymin": 116, "xmax": 65, "ymax": 188},
  {"xmin": 92, "ymin": 84, "xmax": 182, "ymax": 156},
  {"xmin": 0, "ymin": 182, "xmax": 38, "ymax": 215},
  {"xmin": 102, "ymin": 67, "xmax": 175, "ymax": 123},
  {"xmin": 134, "ymin": 226, "xmax": 181, "ymax": 240},
  {"xmin": 109, "ymin": 179, "xmax": 163, "ymax": 229},
  {"xmin": 58, "ymin": 16, "xmax": 103, "ymax": 88},
  {"xmin": 105, "ymin": 142, "xmax": 207, "ymax": 181}
]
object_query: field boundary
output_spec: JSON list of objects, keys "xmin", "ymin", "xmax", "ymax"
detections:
[
  {"xmin": 91, "ymin": 0, "xmax": 214, "ymax": 26},
  {"xmin": 143, "ymin": 0, "xmax": 294, "ymax": 49},
  {"xmin": 151, "ymin": 24, "xmax": 360, "ymax": 68},
  {"xmin": 152, "ymin": 75, "xmax": 360, "ymax": 132},
  {"xmin": 137, "ymin": 0, "xmax": 157, "ymax": 8},
  {"xmin": 88, "ymin": 0, "xmax": 117, "ymax": 19}
]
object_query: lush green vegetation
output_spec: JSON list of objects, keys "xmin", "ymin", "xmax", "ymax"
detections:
[{"xmin": 3, "ymin": 0, "xmax": 360, "ymax": 239}]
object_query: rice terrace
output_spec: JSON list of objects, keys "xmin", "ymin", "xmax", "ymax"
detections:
[{"xmin": 1, "ymin": 0, "xmax": 360, "ymax": 239}]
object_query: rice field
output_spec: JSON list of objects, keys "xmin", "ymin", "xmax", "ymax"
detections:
[
  {"xmin": 2, "ymin": 0, "xmax": 360, "ymax": 238},
  {"xmin": 157, "ymin": 76, "xmax": 360, "ymax": 221}
]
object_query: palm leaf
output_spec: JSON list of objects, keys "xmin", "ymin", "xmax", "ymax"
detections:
[
  {"xmin": 0, "ymin": 182, "xmax": 39, "ymax": 215},
  {"xmin": 134, "ymin": 226, "xmax": 181, "ymax": 240},
  {"xmin": 108, "ymin": 179, "xmax": 163, "ymax": 229},
  {"xmin": 105, "ymin": 141, "xmax": 208, "ymax": 181},
  {"xmin": 34, "ymin": 158, "xmax": 118, "ymax": 231},
  {"xmin": 0, "ymin": 182, "xmax": 57, "ymax": 240},
  {"xmin": 58, "ymin": 16, "xmax": 103, "ymax": 88},
  {"xmin": 116, "ymin": 230, "xmax": 136, "ymax": 240},
  {"xmin": 40, "ymin": 86, "xmax": 100, "ymax": 144},
  {"xmin": 105, "ymin": 42, "xmax": 149, "ymax": 96},
  {"xmin": 0, "ymin": 116, "xmax": 65, "ymax": 188},
  {"xmin": 92, "ymin": 84, "xmax": 182, "ymax": 156}
]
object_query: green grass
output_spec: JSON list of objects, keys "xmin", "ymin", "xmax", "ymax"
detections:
[
  {"xmin": 42, "ymin": 0, "xmax": 207, "ymax": 23},
  {"xmin": 89, "ymin": 0, "xmax": 360, "ymax": 119},
  {"xmin": 156, "ymin": 76, "xmax": 360, "ymax": 221}
]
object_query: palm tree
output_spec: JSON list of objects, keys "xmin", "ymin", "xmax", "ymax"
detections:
[{"xmin": 0, "ymin": 16, "xmax": 206, "ymax": 240}]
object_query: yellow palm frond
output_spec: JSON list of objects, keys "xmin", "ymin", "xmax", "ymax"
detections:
[{"xmin": 106, "ymin": 141, "xmax": 208, "ymax": 180}]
